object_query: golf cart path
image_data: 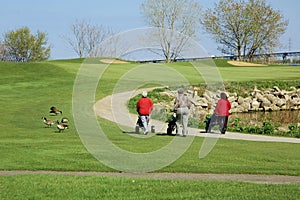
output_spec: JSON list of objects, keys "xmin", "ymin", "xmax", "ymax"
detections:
[
  {"xmin": 1, "ymin": 170, "xmax": 299, "ymax": 184},
  {"xmin": 94, "ymin": 89, "xmax": 300, "ymax": 144}
]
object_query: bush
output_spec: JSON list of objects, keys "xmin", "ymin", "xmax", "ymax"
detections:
[
  {"xmin": 228, "ymin": 118, "xmax": 280, "ymax": 136},
  {"xmin": 288, "ymin": 124, "xmax": 300, "ymax": 138},
  {"xmin": 243, "ymin": 125, "xmax": 261, "ymax": 134},
  {"xmin": 260, "ymin": 121, "xmax": 275, "ymax": 135},
  {"xmin": 229, "ymin": 118, "xmax": 244, "ymax": 132}
]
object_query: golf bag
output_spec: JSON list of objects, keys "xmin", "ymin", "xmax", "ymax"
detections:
[
  {"xmin": 204, "ymin": 114, "xmax": 220, "ymax": 133},
  {"xmin": 167, "ymin": 113, "xmax": 177, "ymax": 135}
]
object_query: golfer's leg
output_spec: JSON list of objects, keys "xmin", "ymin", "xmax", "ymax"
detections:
[
  {"xmin": 221, "ymin": 116, "xmax": 228, "ymax": 134},
  {"xmin": 182, "ymin": 113, "xmax": 188, "ymax": 136},
  {"xmin": 140, "ymin": 115, "xmax": 148, "ymax": 134},
  {"xmin": 176, "ymin": 110, "xmax": 183, "ymax": 135}
]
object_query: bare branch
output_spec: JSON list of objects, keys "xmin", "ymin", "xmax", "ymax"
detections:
[{"xmin": 141, "ymin": 0, "xmax": 202, "ymax": 62}]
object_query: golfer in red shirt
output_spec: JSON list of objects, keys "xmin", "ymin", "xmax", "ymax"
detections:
[
  {"xmin": 136, "ymin": 91, "xmax": 153, "ymax": 134},
  {"xmin": 214, "ymin": 92, "xmax": 231, "ymax": 134}
]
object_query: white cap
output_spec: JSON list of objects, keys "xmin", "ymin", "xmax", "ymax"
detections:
[{"xmin": 142, "ymin": 91, "xmax": 147, "ymax": 97}]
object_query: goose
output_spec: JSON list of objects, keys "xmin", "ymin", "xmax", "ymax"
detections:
[
  {"xmin": 50, "ymin": 106, "xmax": 62, "ymax": 115},
  {"xmin": 42, "ymin": 117, "xmax": 55, "ymax": 127},
  {"xmin": 56, "ymin": 120, "xmax": 68, "ymax": 133},
  {"xmin": 61, "ymin": 117, "xmax": 69, "ymax": 123}
]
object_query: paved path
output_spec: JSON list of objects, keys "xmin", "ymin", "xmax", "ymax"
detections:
[
  {"xmin": 1, "ymin": 170, "xmax": 299, "ymax": 184},
  {"xmin": 94, "ymin": 89, "xmax": 300, "ymax": 144}
]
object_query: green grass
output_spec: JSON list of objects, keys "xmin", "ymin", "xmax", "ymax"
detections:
[
  {"xmin": 1, "ymin": 59, "xmax": 300, "ymax": 199},
  {"xmin": 1, "ymin": 175, "xmax": 299, "ymax": 200}
]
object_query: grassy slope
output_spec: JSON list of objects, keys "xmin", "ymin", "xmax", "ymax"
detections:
[
  {"xmin": 1, "ymin": 59, "xmax": 300, "ymax": 172},
  {"xmin": 1, "ymin": 59, "xmax": 299, "ymax": 199}
]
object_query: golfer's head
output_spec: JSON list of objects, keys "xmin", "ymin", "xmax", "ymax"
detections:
[
  {"xmin": 142, "ymin": 91, "xmax": 147, "ymax": 97},
  {"xmin": 177, "ymin": 88, "xmax": 184, "ymax": 94}
]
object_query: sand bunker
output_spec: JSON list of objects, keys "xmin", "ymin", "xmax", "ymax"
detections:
[
  {"xmin": 228, "ymin": 61, "xmax": 267, "ymax": 66},
  {"xmin": 100, "ymin": 59, "xmax": 129, "ymax": 64}
]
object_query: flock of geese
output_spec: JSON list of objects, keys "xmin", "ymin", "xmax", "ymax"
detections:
[{"xmin": 42, "ymin": 106, "xmax": 69, "ymax": 133}]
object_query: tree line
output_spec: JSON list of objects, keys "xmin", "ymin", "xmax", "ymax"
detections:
[{"xmin": 0, "ymin": 0, "xmax": 288, "ymax": 62}]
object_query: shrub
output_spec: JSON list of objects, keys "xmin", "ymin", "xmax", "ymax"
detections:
[
  {"xmin": 260, "ymin": 121, "xmax": 275, "ymax": 135},
  {"xmin": 288, "ymin": 124, "xmax": 300, "ymax": 138},
  {"xmin": 243, "ymin": 125, "xmax": 261, "ymax": 134},
  {"xmin": 229, "ymin": 118, "xmax": 244, "ymax": 132}
]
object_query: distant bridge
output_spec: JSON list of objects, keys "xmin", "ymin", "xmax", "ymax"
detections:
[
  {"xmin": 218, "ymin": 51, "xmax": 300, "ymax": 61},
  {"xmin": 268, "ymin": 51, "xmax": 300, "ymax": 57},
  {"xmin": 135, "ymin": 51, "xmax": 300, "ymax": 63}
]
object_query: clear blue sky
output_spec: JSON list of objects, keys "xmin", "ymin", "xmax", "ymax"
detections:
[{"xmin": 1, "ymin": 0, "xmax": 299, "ymax": 60}]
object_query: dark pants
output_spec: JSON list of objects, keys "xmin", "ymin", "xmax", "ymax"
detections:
[{"xmin": 206, "ymin": 114, "xmax": 229, "ymax": 134}]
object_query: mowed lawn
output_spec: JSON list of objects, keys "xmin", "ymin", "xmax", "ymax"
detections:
[{"xmin": 1, "ymin": 59, "xmax": 299, "ymax": 199}]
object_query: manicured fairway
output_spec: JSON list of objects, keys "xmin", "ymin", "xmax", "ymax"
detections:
[{"xmin": 1, "ymin": 59, "xmax": 299, "ymax": 199}]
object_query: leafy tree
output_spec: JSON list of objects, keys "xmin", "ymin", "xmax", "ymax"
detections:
[
  {"xmin": 202, "ymin": 0, "xmax": 288, "ymax": 61},
  {"xmin": 0, "ymin": 43, "xmax": 8, "ymax": 61},
  {"xmin": 141, "ymin": 0, "xmax": 202, "ymax": 62},
  {"xmin": 3, "ymin": 27, "xmax": 50, "ymax": 62}
]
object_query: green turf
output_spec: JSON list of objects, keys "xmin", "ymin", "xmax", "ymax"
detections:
[
  {"xmin": 1, "ymin": 175, "xmax": 299, "ymax": 200},
  {"xmin": 1, "ymin": 59, "xmax": 300, "ymax": 199}
]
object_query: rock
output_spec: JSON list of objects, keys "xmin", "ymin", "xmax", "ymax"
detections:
[
  {"xmin": 203, "ymin": 91, "xmax": 212, "ymax": 102},
  {"xmin": 296, "ymin": 89, "xmax": 300, "ymax": 96},
  {"xmin": 244, "ymin": 97, "xmax": 252, "ymax": 104},
  {"xmin": 263, "ymin": 106, "xmax": 272, "ymax": 111},
  {"xmin": 161, "ymin": 87, "xmax": 300, "ymax": 120},
  {"xmin": 237, "ymin": 96, "xmax": 244, "ymax": 105},
  {"xmin": 277, "ymin": 126, "xmax": 289, "ymax": 132},
  {"xmin": 251, "ymin": 99, "xmax": 260, "ymax": 110},
  {"xmin": 266, "ymin": 94, "xmax": 277, "ymax": 103},
  {"xmin": 291, "ymin": 98, "xmax": 300, "ymax": 106},
  {"xmin": 270, "ymin": 104, "xmax": 280, "ymax": 111},
  {"xmin": 261, "ymin": 98, "xmax": 271, "ymax": 107},
  {"xmin": 231, "ymin": 102, "xmax": 239, "ymax": 108},
  {"xmin": 255, "ymin": 93, "xmax": 264, "ymax": 101},
  {"xmin": 240, "ymin": 100, "xmax": 250, "ymax": 111},
  {"xmin": 275, "ymin": 99, "xmax": 286, "ymax": 107},
  {"xmin": 198, "ymin": 99, "xmax": 209, "ymax": 108},
  {"xmin": 231, "ymin": 106, "xmax": 243, "ymax": 113},
  {"xmin": 273, "ymin": 86, "xmax": 281, "ymax": 92},
  {"xmin": 253, "ymin": 86, "xmax": 260, "ymax": 92},
  {"xmin": 228, "ymin": 96, "xmax": 237, "ymax": 103}
]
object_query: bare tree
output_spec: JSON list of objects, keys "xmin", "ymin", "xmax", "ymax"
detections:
[
  {"xmin": 67, "ymin": 19, "xmax": 86, "ymax": 58},
  {"xmin": 202, "ymin": 0, "xmax": 288, "ymax": 61},
  {"xmin": 64, "ymin": 19, "xmax": 114, "ymax": 58},
  {"xmin": 141, "ymin": 0, "xmax": 202, "ymax": 62}
]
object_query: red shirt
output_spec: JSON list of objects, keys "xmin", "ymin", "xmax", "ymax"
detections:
[
  {"xmin": 214, "ymin": 99, "xmax": 231, "ymax": 116},
  {"xmin": 137, "ymin": 97, "xmax": 153, "ymax": 115}
]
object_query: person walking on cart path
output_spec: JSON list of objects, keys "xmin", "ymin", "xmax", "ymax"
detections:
[
  {"xmin": 173, "ymin": 88, "xmax": 192, "ymax": 137},
  {"xmin": 136, "ymin": 91, "xmax": 154, "ymax": 135},
  {"xmin": 207, "ymin": 92, "xmax": 231, "ymax": 134}
]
